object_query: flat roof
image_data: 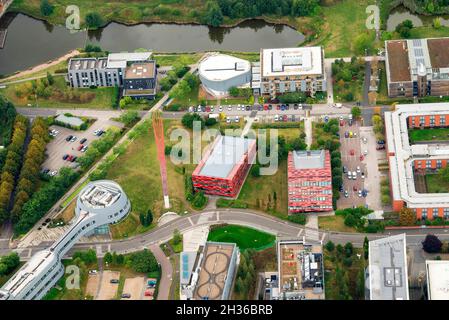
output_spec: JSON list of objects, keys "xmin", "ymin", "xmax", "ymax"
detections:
[
  {"xmin": 292, "ymin": 150, "xmax": 325, "ymax": 169},
  {"xmin": 55, "ymin": 114, "xmax": 84, "ymax": 127},
  {"xmin": 106, "ymin": 52, "xmax": 152, "ymax": 69},
  {"xmin": 368, "ymin": 234, "xmax": 409, "ymax": 300},
  {"xmin": 277, "ymin": 240, "xmax": 324, "ymax": 300},
  {"xmin": 68, "ymin": 58, "xmax": 100, "ymax": 71},
  {"xmin": 199, "ymin": 54, "xmax": 251, "ymax": 82},
  {"xmin": 385, "ymin": 103, "xmax": 449, "ymax": 208},
  {"xmin": 427, "ymin": 38, "xmax": 449, "ymax": 69},
  {"xmin": 261, "ymin": 47, "xmax": 323, "ymax": 78},
  {"xmin": 80, "ymin": 181, "xmax": 122, "ymax": 209},
  {"xmin": 386, "ymin": 40, "xmax": 411, "ymax": 82},
  {"xmin": 426, "ymin": 260, "xmax": 449, "ymax": 300},
  {"xmin": 197, "ymin": 135, "xmax": 256, "ymax": 179},
  {"xmin": 125, "ymin": 61, "xmax": 156, "ymax": 79},
  {"xmin": 193, "ymin": 242, "xmax": 237, "ymax": 300}
]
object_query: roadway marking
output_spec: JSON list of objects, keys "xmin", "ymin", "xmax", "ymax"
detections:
[
  {"xmin": 188, "ymin": 217, "xmax": 194, "ymax": 226},
  {"xmin": 96, "ymin": 245, "xmax": 102, "ymax": 256},
  {"xmin": 321, "ymin": 233, "xmax": 326, "ymax": 243},
  {"xmin": 27, "ymin": 249, "xmax": 32, "ymax": 258},
  {"xmin": 216, "ymin": 212, "xmax": 220, "ymax": 221},
  {"xmin": 296, "ymin": 229, "xmax": 303, "ymax": 237}
]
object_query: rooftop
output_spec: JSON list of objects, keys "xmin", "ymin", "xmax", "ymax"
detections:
[
  {"xmin": 68, "ymin": 58, "xmax": 101, "ymax": 71},
  {"xmin": 79, "ymin": 181, "xmax": 122, "ymax": 209},
  {"xmin": 106, "ymin": 52, "xmax": 152, "ymax": 69},
  {"xmin": 386, "ymin": 40, "xmax": 411, "ymax": 82},
  {"xmin": 292, "ymin": 150, "xmax": 325, "ymax": 170},
  {"xmin": 55, "ymin": 114, "xmax": 84, "ymax": 127},
  {"xmin": 199, "ymin": 54, "xmax": 251, "ymax": 82},
  {"xmin": 193, "ymin": 242, "xmax": 237, "ymax": 300},
  {"xmin": 427, "ymin": 38, "xmax": 449, "ymax": 69},
  {"xmin": 125, "ymin": 61, "xmax": 156, "ymax": 79},
  {"xmin": 426, "ymin": 260, "xmax": 449, "ymax": 300},
  {"xmin": 368, "ymin": 234, "xmax": 409, "ymax": 300},
  {"xmin": 197, "ymin": 135, "xmax": 256, "ymax": 179},
  {"xmin": 261, "ymin": 47, "xmax": 323, "ymax": 78}
]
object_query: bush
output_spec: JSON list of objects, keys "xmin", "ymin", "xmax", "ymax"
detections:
[
  {"xmin": 128, "ymin": 249, "xmax": 158, "ymax": 273},
  {"xmin": 40, "ymin": 0, "xmax": 54, "ymax": 16},
  {"xmin": 205, "ymin": 117, "xmax": 217, "ymax": 126},
  {"xmin": 325, "ymin": 241, "xmax": 335, "ymax": 252},
  {"xmin": 422, "ymin": 234, "xmax": 442, "ymax": 253},
  {"xmin": 85, "ymin": 12, "xmax": 104, "ymax": 29},
  {"xmin": 0, "ymin": 252, "xmax": 20, "ymax": 276},
  {"xmin": 72, "ymin": 249, "xmax": 97, "ymax": 265},
  {"xmin": 287, "ymin": 213, "xmax": 307, "ymax": 225}
]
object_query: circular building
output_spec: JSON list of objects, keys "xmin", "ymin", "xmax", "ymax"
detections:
[
  {"xmin": 198, "ymin": 54, "xmax": 251, "ymax": 97},
  {"xmin": 76, "ymin": 180, "xmax": 130, "ymax": 228}
]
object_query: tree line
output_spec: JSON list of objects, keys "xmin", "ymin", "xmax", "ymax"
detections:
[
  {"xmin": 0, "ymin": 115, "xmax": 29, "ymax": 224},
  {"xmin": 11, "ymin": 117, "xmax": 49, "ymax": 221}
]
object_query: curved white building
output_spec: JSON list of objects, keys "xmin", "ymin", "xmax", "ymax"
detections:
[
  {"xmin": 198, "ymin": 54, "xmax": 251, "ymax": 97},
  {"xmin": 0, "ymin": 180, "xmax": 130, "ymax": 300}
]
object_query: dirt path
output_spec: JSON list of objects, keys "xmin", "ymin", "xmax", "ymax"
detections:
[{"xmin": 1, "ymin": 49, "xmax": 80, "ymax": 82}]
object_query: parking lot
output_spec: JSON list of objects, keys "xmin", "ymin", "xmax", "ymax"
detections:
[
  {"xmin": 42, "ymin": 118, "xmax": 124, "ymax": 174},
  {"xmin": 338, "ymin": 119, "xmax": 367, "ymax": 208}
]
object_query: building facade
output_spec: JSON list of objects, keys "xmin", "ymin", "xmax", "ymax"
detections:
[
  {"xmin": 0, "ymin": 180, "xmax": 130, "ymax": 300},
  {"xmin": 287, "ymin": 150, "xmax": 333, "ymax": 213},
  {"xmin": 385, "ymin": 38, "xmax": 449, "ymax": 98},
  {"xmin": 385, "ymin": 103, "xmax": 449, "ymax": 219},
  {"xmin": 192, "ymin": 135, "xmax": 256, "ymax": 198},
  {"xmin": 67, "ymin": 52, "xmax": 157, "ymax": 98},
  {"xmin": 258, "ymin": 47, "xmax": 326, "ymax": 99}
]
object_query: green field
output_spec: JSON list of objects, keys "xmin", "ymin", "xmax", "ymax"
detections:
[
  {"xmin": 207, "ymin": 225, "xmax": 275, "ymax": 251},
  {"xmin": 409, "ymin": 128, "xmax": 449, "ymax": 143},
  {"xmin": 154, "ymin": 53, "xmax": 203, "ymax": 67},
  {"xmin": 318, "ymin": 215, "xmax": 357, "ymax": 233},
  {"xmin": 105, "ymin": 120, "xmax": 195, "ymax": 239},
  {"xmin": 426, "ymin": 174, "xmax": 449, "ymax": 194}
]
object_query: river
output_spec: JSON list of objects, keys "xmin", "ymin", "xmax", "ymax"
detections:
[{"xmin": 0, "ymin": 13, "xmax": 305, "ymax": 76}]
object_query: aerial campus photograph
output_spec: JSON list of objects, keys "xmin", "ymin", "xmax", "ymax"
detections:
[{"xmin": 1, "ymin": 0, "xmax": 449, "ymax": 312}]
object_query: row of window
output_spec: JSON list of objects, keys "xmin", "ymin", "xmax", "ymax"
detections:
[
  {"xmin": 410, "ymin": 115, "xmax": 447, "ymax": 127},
  {"xmin": 289, "ymin": 205, "xmax": 333, "ymax": 210},
  {"xmin": 415, "ymin": 159, "xmax": 445, "ymax": 169},
  {"xmin": 289, "ymin": 181, "xmax": 332, "ymax": 187},
  {"xmin": 289, "ymin": 196, "xmax": 330, "ymax": 202},
  {"xmin": 418, "ymin": 207, "xmax": 449, "ymax": 218}
]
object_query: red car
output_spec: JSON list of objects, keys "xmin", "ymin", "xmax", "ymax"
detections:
[
  {"xmin": 340, "ymin": 120, "xmax": 344, "ymax": 126},
  {"xmin": 349, "ymin": 149, "xmax": 355, "ymax": 156},
  {"xmin": 353, "ymin": 186, "xmax": 357, "ymax": 192},
  {"xmin": 67, "ymin": 155, "xmax": 73, "ymax": 161},
  {"xmin": 264, "ymin": 104, "xmax": 269, "ymax": 110},
  {"xmin": 77, "ymin": 145, "xmax": 84, "ymax": 151},
  {"xmin": 276, "ymin": 105, "xmax": 280, "ymax": 110},
  {"xmin": 360, "ymin": 155, "xmax": 364, "ymax": 161},
  {"xmin": 144, "ymin": 290, "xmax": 153, "ymax": 297}
]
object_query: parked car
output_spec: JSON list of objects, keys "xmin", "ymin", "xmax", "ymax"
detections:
[
  {"xmin": 352, "ymin": 171, "xmax": 357, "ymax": 180},
  {"xmin": 62, "ymin": 154, "xmax": 69, "ymax": 160},
  {"xmin": 226, "ymin": 117, "xmax": 231, "ymax": 123},
  {"xmin": 70, "ymin": 136, "xmax": 77, "ymax": 142},
  {"xmin": 344, "ymin": 190, "xmax": 349, "ymax": 198},
  {"xmin": 66, "ymin": 135, "xmax": 73, "ymax": 142},
  {"xmin": 70, "ymin": 156, "xmax": 77, "ymax": 163},
  {"xmin": 81, "ymin": 145, "xmax": 88, "ymax": 152},
  {"xmin": 349, "ymin": 149, "xmax": 355, "ymax": 156},
  {"xmin": 89, "ymin": 270, "xmax": 98, "ymax": 275},
  {"xmin": 377, "ymin": 140, "xmax": 385, "ymax": 145},
  {"xmin": 235, "ymin": 116, "xmax": 240, "ymax": 123},
  {"xmin": 361, "ymin": 172, "xmax": 365, "ymax": 179},
  {"xmin": 246, "ymin": 105, "xmax": 251, "ymax": 111},
  {"xmin": 228, "ymin": 106, "xmax": 232, "ymax": 111},
  {"xmin": 110, "ymin": 279, "xmax": 119, "ymax": 284},
  {"xmin": 344, "ymin": 131, "xmax": 349, "ymax": 138},
  {"xmin": 144, "ymin": 290, "xmax": 154, "ymax": 297},
  {"xmin": 376, "ymin": 145, "xmax": 385, "ymax": 150},
  {"xmin": 121, "ymin": 293, "xmax": 131, "ymax": 299},
  {"xmin": 49, "ymin": 170, "xmax": 58, "ymax": 177},
  {"xmin": 339, "ymin": 185, "xmax": 344, "ymax": 192},
  {"xmin": 358, "ymin": 190, "xmax": 362, "ymax": 197},
  {"xmin": 356, "ymin": 166, "xmax": 361, "ymax": 173},
  {"xmin": 80, "ymin": 138, "xmax": 87, "ymax": 144},
  {"xmin": 362, "ymin": 137, "xmax": 368, "ymax": 144},
  {"xmin": 77, "ymin": 145, "xmax": 83, "ymax": 151}
]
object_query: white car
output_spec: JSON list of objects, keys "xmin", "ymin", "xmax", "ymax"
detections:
[
  {"xmin": 352, "ymin": 171, "xmax": 357, "ymax": 180},
  {"xmin": 219, "ymin": 106, "xmax": 223, "ymax": 112},
  {"xmin": 228, "ymin": 106, "xmax": 232, "ymax": 111},
  {"xmin": 362, "ymin": 137, "xmax": 367, "ymax": 144},
  {"xmin": 70, "ymin": 136, "xmax": 77, "ymax": 142},
  {"xmin": 363, "ymin": 150, "xmax": 368, "ymax": 155},
  {"xmin": 356, "ymin": 166, "xmax": 361, "ymax": 174},
  {"xmin": 361, "ymin": 172, "xmax": 365, "ymax": 179},
  {"xmin": 274, "ymin": 115, "xmax": 279, "ymax": 122},
  {"xmin": 226, "ymin": 117, "xmax": 231, "ymax": 123},
  {"xmin": 254, "ymin": 117, "xmax": 259, "ymax": 122},
  {"xmin": 49, "ymin": 170, "xmax": 58, "ymax": 177},
  {"xmin": 235, "ymin": 116, "xmax": 240, "ymax": 123},
  {"xmin": 334, "ymin": 103, "xmax": 343, "ymax": 108},
  {"xmin": 358, "ymin": 190, "xmax": 362, "ymax": 197}
]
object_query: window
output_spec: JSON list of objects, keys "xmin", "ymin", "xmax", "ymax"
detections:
[
  {"xmin": 433, "ymin": 208, "xmax": 439, "ymax": 218},
  {"xmin": 444, "ymin": 208, "xmax": 449, "ymax": 219},
  {"xmin": 426, "ymin": 160, "xmax": 431, "ymax": 169},
  {"xmin": 437, "ymin": 160, "xmax": 442, "ymax": 169},
  {"xmin": 441, "ymin": 116, "xmax": 446, "ymax": 126}
]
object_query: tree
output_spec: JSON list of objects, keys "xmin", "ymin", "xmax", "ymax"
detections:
[
  {"xmin": 395, "ymin": 20, "xmax": 414, "ymax": 38},
  {"xmin": 173, "ymin": 229, "xmax": 182, "ymax": 245},
  {"xmin": 399, "ymin": 207, "xmax": 416, "ymax": 226},
  {"xmin": 104, "ymin": 252, "xmax": 113, "ymax": 264},
  {"xmin": 422, "ymin": 234, "xmax": 442, "ymax": 253},
  {"xmin": 40, "ymin": 0, "xmax": 54, "ymax": 16},
  {"xmin": 363, "ymin": 236, "xmax": 369, "ymax": 260},
  {"xmin": 344, "ymin": 242, "xmax": 354, "ymax": 257},
  {"xmin": 351, "ymin": 106, "xmax": 361, "ymax": 119},
  {"xmin": 85, "ymin": 12, "xmax": 104, "ymax": 29},
  {"xmin": 204, "ymin": 2, "xmax": 223, "ymax": 27},
  {"xmin": 129, "ymin": 249, "xmax": 158, "ymax": 273},
  {"xmin": 119, "ymin": 110, "xmax": 139, "ymax": 126},
  {"xmin": 181, "ymin": 112, "xmax": 204, "ymax": 129},
  {"xmin": 250, "ymin": 164, "xmax": 260, "ymax": 177},
  {"xmin": 325, "ymin": 240, "xmax": 335, "ymax": 252}
]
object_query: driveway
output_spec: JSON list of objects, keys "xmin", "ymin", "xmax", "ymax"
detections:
[{"xmin": 149, "ymin": 244, "xmax": 172, "ymax": 300}]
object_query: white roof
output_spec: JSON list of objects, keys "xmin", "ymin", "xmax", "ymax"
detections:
[
  {"xmin": 426, "ymin": 260, "xmax": 449, "ymax": 300},
  {"xmin": 261, "ymin": 47, "xmax": 323, "ymax": 77},
  {"xmin": 198, "ymin": 54, "xmax": 251, "ymax": 82},
  {"xmin": 106, "ymin": 52, "xmax": 152, "ymax": 69},
  {"xmin": 385, "ymin": 103, "xmax": 449, "ymax": 208}
]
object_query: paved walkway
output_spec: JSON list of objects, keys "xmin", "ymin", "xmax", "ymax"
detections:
[
  {"xmin": 149, "ymin": 244, "xmax": 172, "ymax": 300},
  {"xmin": 304, "ymin": 117, "xmax": 313, "ymax": 149}
]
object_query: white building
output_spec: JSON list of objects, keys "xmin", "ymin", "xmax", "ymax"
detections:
[
  {"xmin": 425, "ymin": 260, "xmax": 449, "ymax": 300},
  {"xmin": 258, "ymin": 47, "xmax": 326, "ymax": 98},
  {"xmin": 0, "ymin": 180, "xmax": 130, "ymax": 300},
  {"xmin": 198, "ymin": 54, "xmax": 251, "ymax": 97}
]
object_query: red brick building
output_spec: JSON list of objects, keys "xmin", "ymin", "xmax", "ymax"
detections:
[
  {"xmin": 192, "ymin": 135, "xmax": 257, "ymax": 198},
  {"xmin": 287, "ymin": 150, "xmax": 333, "ymax": 213}
]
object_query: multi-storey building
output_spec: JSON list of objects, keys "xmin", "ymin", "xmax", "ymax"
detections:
[
  {"xmin": 67, "ymin": 52, "xmax": 157, "ymax": 99},
  {"xmin": 192, "ymin": 135, "xmax": 256, "ymax": 198},
  {"xmin": 0, "ymin": 180, "xmax": 130, "ymax": 300},
  {"xmin": 287, "ymin": 150, "xmax": 333, "ymax": 213},
  {"xmin": 385, "ymin": 103, "xmax": 449, "ymax": 218},
  {"xmin": 258, "ymin": 47, "xmax": 326, "ymax": 99},
  {"xmin": 385, "ymin": 38, "xmax": 449, "ymax": 98},
  {"xmin": 425, "ymin": 260, "xmax": 449, "ymax": 300}
]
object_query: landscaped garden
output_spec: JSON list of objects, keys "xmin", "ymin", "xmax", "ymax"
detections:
[
  {"xmin": 207, "ymin": 224, "xmax": 275, "ymax": 251},
  {"xmin": 409, "ymin": 128, "xmax": 449, "ymax": 143}
]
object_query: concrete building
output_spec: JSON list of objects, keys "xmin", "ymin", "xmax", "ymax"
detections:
[
  {"xmin": 0, "ymin": 180, "xmax": 130, "ymax": 300},
  {"xmin": 367, "ymin": 234, "xmax": 409, "ymax": 300},
  {"xmin": 68, "ymin": 52, "xmax": 157, "ymax": 98},
  {"xmin": 198, "ymin": 54, "xmax": 251, "ymax": 97},
  {"xmin": 425, "ymin": 260, "xmax": 449, "ymax": 300},
  {"xmin": 272, "ymin": 239, "xmax": 325, "ymax": 300},
  {"xmin": 180, "ymin": 242, "xmax": 239, "ymax": 300},
  {"xmin": 258, "ymin": 47, "xmax": 326, "ymax": 99},
  {"xmin": 385, "ymin": 103, "xmax": 449, "ymax": 218},
  {"xmin": 192, "ymin": 135, "xmax": 257, "ymax": 198},
  {"xmin": 385, "ymin": 38, "xmax": 449, "ymax": 98},
  {"xmin": 287, "ymin": 150, "xmax": 333, "ymax": 213},
  {"xmin": 123, "ymin": 61, "xmax": 157, "ymax": 99}
]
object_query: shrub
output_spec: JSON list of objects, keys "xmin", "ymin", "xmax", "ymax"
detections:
[
  {"xmin": 325, "ymin": 241, "xmax": 335, "ymax": 252},
  {"xmin": 422, "ymin": 234, "xmax": 442, "ymax": 253},
  {"xmin": 287, "ymin": 213, "xmax": 307, "ymax": 225},
  {"xmin": 128, "ymin": 249, "xmax": 158, "ymax": 273}
]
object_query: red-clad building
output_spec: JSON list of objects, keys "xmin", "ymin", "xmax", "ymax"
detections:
[
  {"xmin": 287, "ymin": 150, "xmax": 333, "ymax": 213},
  {"xmin": 192, "ymin": 135, "xmax": 257, "ymax": 198}
]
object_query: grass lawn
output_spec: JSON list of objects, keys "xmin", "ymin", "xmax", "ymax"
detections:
[
  {"xmin": 318, "ymin": 215, "xmax": 357, "ymax": 233},
  {"xmin": 409, "ymin": 128, "xmax": 449, "ymax": 143},
  {"xmin": 313, "ymin": 0, "xmax": 377, "ymax": 57},
  {"xmin": 106, "ymin": 119, "xmax": 194, "ymax": 239},
  {"xmin": 0, "ymin": 77, "xmax": 118, "ymax": 109},
  {"xmin": 0, "ymin": 60, "xmax": 68, "ymax": 83},
  {"xmin": 208, "ymin": 225, "xmax": 275, "ymax": 251},
  {"xmin": 154, "ymin": 53, "xmax": 203, "ymax": 67},
  {"xmin": 426, "ymin": 174, "xmax": 449, "ymax": 194},
  {"xmin": 168, "ymin": 239, "xmax": 183, "ymax": 254},
  {"xmin": 61, "ymin": 180, "xmax": 90, "ymax": 208}
]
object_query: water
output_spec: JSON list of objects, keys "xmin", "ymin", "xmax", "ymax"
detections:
[
  {"xmin": 387, "ymin": 6, "xmax": 449, "ymax": 31},
  {"xmin": 0, "ymin": 13, "xmax": 305, "ymax": 76}
]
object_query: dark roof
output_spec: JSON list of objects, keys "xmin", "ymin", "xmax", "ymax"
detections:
[{"xmin": 386, "ymin": 41, "xmax": 411, "ymax": 82}]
